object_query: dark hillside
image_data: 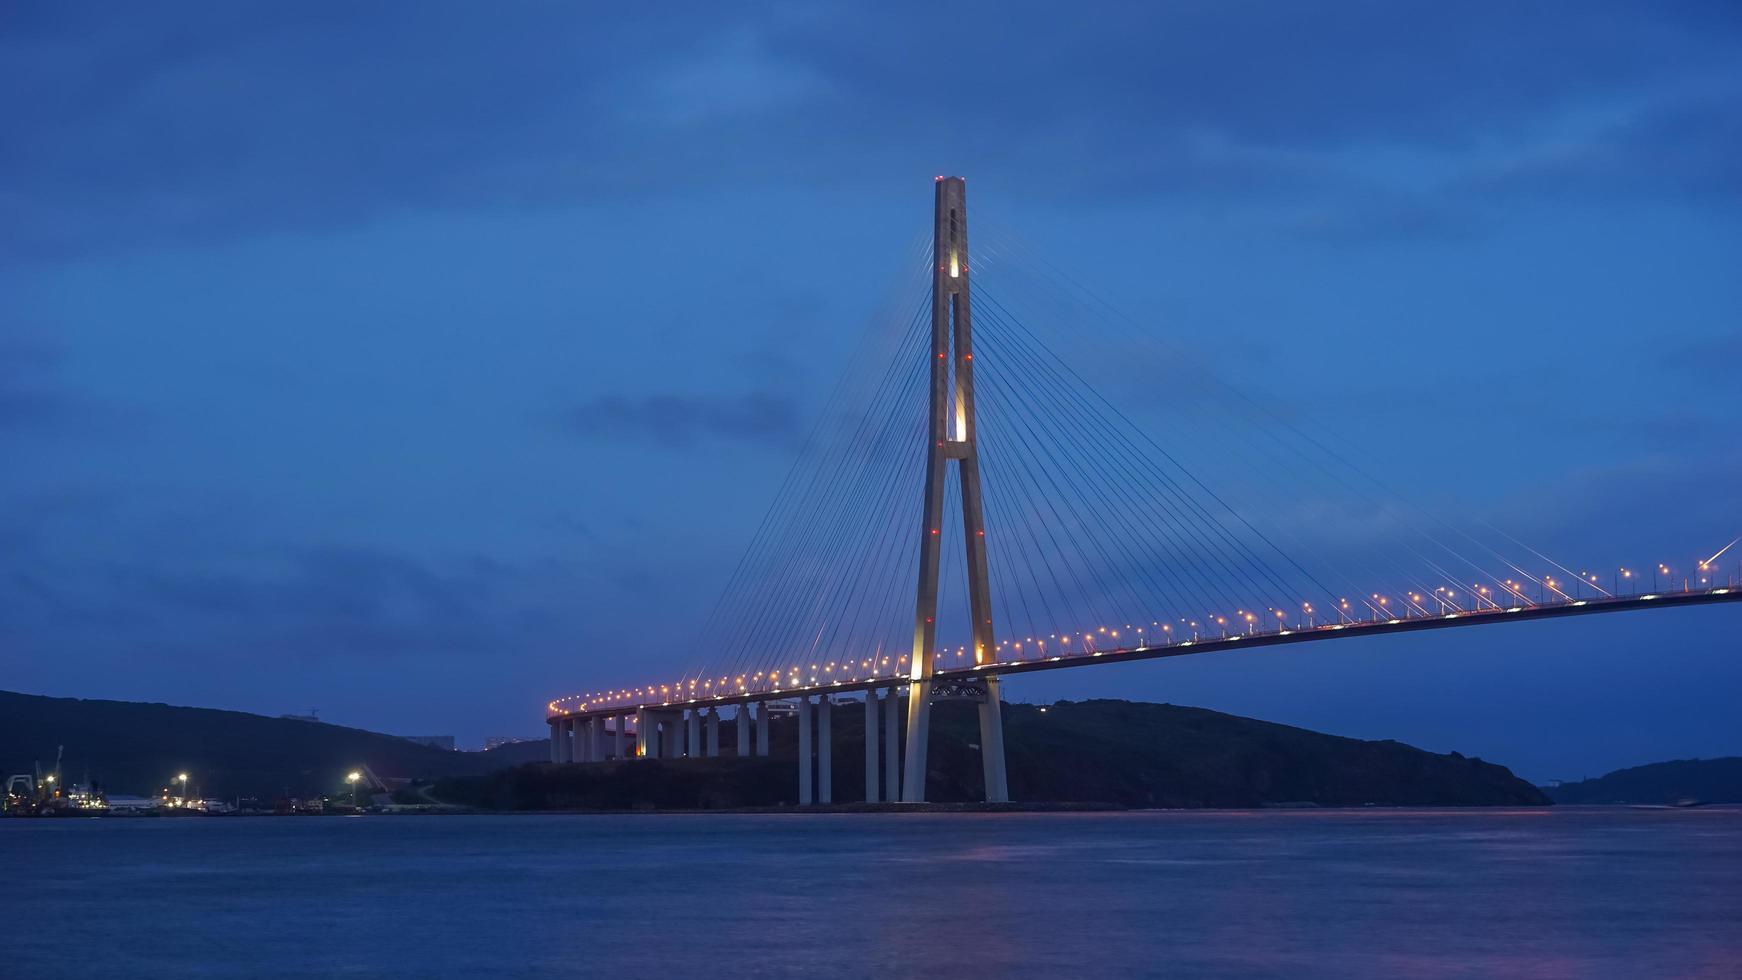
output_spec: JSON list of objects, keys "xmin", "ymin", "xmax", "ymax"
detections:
[
  {"xmin": 0, "ymin": 690, "xmax": 509, "ymax": 799},
  {"xmin": 1546, "ymin": 758, "xmax": 1742, "ymax": 804}
]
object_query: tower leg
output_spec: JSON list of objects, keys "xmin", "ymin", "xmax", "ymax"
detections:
[
  {"xmin": 686, "ymin": 710, "xmax": 701, "ymax": 758},
  {"xmin": 706, "ymin": 708, "xmax": 720, "ymax": 757},
  {"xmin": 901, "ymin": 681, "xmax": 932, "ymax": 803},
  {"xmin": 737, "ymin": 705, "xmax": 751, "ymax": 756},
  {"xmin": 797, "ymin": 696, "xmax": 814, "ymax": 805},
  {"xmin": 864, "ymin": 693, "xmax": 880, "ymax": 802},
  {"xmin": 884, "ymin": 687, "xmax": 900, "ymax": 799},
  {"xmin": 979, "ymin": 676, "xmax": 1009, "ymax": 802}
]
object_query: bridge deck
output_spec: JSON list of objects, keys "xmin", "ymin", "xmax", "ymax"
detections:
[{"xmin": 549, "ymin": 587, "xmax": 1740, "ymax": 721}]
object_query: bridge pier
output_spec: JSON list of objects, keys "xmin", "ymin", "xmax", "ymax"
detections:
[
  {"xmin": 736, "ymin": 705, "xmax": 750, "ymax": 755},
  {"xmin": 573, "ymin": 718, "xmax": 588, "ymax": 762},
  {"xmin": 686, "ymin": 710, "xmax": 701, "ymax": 758},
  {"xmin": 548, "ymin": 718, "xmax": 560, "ymax": 763},
  {"xmin": 884, "ymin": 687, "xmax": 899, "ymax": 800},
  {"xmin": 818, "ymin": 696, "xmax": 832, "ymax": 804},
  {"xmin": 562, "ymin": 718, "xmax": 577, "ymax": 764},
  {"xmin": 663, "ymin": 715, "xmax": 683, "ymax": 759},
  {"xmin": 797, "ymin": 696, "xmax": 814, "ymax": 804},
  {"xmin": 706, "ymin": 707, "xmax": 720, "ymax": 757},
  {"xmin": 635, "ymin": 707, "xmax": 651, "ymax": 758},
  {"xmin": 615, "ymin": 713, "xmax": 627, "ymax": 760},
  {"xmin": 755, "ymin": 701, "xmax": 769, "ymax": 757},
  {"xmin": 587, "ymin": 717, "xmax": 602, "ymax": 762},
  {"xmin": 864, "ymin": 693, "xmax": 879, "ymax": 802}
]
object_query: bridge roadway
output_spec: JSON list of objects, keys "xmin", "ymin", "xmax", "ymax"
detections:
[
  {"xmin": 545, "ymin": 587, "xmax": 1739, "ymax": 800},
  {"xmin": 550, "ymin": 586, "xmax": 1740, "ymax": 724}
]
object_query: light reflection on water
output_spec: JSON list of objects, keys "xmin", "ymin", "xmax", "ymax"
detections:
[{"xmin": 5, "ymin": 808, "xmax": 1739, "ymax": 978}]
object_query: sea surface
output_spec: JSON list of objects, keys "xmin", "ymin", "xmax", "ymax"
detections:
[{"xmin": 4, "ymin": 807, "xmax": 1739, "ymax": 978}]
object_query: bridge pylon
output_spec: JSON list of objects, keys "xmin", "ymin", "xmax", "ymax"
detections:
[{"xmin": 901, "ymin": 176, "xmax": 1009, "ymax": 803}]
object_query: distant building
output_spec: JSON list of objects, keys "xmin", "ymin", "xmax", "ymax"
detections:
[
  {"xmin": 399, "ymin": 735, "xmax": 456, "ymax": 751},
  {"xmin": 484, "ymin": 736, "xmax": 535, "ymax": 751},
  {"xmin": 280, "ymin": 711, "xmax": 321, "ymax": 723}
]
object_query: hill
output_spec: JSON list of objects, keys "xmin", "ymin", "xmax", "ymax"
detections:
[
  {"xmin": 0, "ymin": 690, "xmax": 537, "ymax": 799},
  {"xmin": 1545, "ymin": 758, "xmax": 1742, "ymax": 805},
  {"xmin": 436, "ymin": 698, "xmax": 1549, "ymax": 809}
]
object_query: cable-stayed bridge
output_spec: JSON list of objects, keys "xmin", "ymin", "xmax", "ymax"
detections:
[{"xmin": 546, "ymin": 177, "xmax": 1741, "ymax": 804}]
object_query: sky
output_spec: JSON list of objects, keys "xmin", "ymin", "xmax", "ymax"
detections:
[{"xmin": 3, "ymin": 2, "xmax": 1738, "ymax": 780}]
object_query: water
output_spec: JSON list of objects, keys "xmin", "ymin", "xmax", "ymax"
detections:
[{"xmin": 5, "ymin": 808, "xmax": 1739, "ymax": 978}]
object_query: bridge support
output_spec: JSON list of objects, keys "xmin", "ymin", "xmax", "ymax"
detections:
[
  {"xmin": 884, "ymin": 687, "xmax": 900, "ymax": 799},
  {"xmin": 755, "ymin": 701, "xmax": 769, "ymax": 757},
  {"xmin": 686, "ymin": 710, "xmax": 701, "ymax": 758},
  {"xmin": 559, "ymin": 719, "xmax": 575, "ymax": 764},
  {"xmin": 797, "ymin": 696, "xmax": 814, "ymax": 804},
  {"xmin": 901, "ymin": 176, "xmax": 1007, "ymax": 803},
  {"xmin": 548, "ymin": 718, "xmax": 560, "ymax": 763},
  {"xmin": 588, "ymin": 717, "xmax": 603, "ymax": 762},
  {"xmin": 664, "ymin": 715, "xmax": 683, "ymax": 759},
  {"xmin": 818, "ymin": 696, "xmax": 832, "ymax": 804},
  {"xmin": 864, "ymin": 694, "xmax": 879, "ymax": 802},
  {"xmin": 736, "ymin": 705, "xmax": 751, "ymax": 756},
  {"xmin": 706, "ymin": 707, "xmax": 720, "ymax": 757},
  {"xmin": 615, "ymin": 713, "xmax": 627, "ymax": 760}
]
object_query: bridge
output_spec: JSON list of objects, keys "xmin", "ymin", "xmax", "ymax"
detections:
[{"xmin": 545, "ymin": 177, "xmax": 1740, "ymax": 805}]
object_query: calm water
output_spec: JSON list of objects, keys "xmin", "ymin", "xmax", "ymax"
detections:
[{"xmin": 5, "ymin": 808, "xmax": 1739, "ymax": 978}]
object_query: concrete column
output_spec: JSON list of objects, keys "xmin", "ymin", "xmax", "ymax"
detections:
[
  {"xmin": 663, "ymin": 717, "xmax": 682, "ymax": 759},
  {"xmin": 559, "ymin": 718, "xmax": 575, "ymax": 763},
  {"xmin": 686, "ymin": 710, "xmax": 701, "ymax": 758},
  {"xmin": 864, "ymin": 694, "xmax": 880, "ymax": 802},
  {"xmin": 706, "ymin": 708, "xmax": 720, "ymax": 757},
  {"xmin": 615, "ymin": 714, "xmax": 627, "ymax": 760},
  {"xmin": 573, "ymin": 718, "xmax": 588, "ymax": 762},
  {"xmin": 902, "ymin": 682, "xmax": 932, "ymax": 802},
  {"xmin": 978, "ymin": 676, "xmax": 1009, "ymax": 803},
  {"xmin": 884, "ymin": 687, "xmax": 899, "ymax": 800},
  {"xmin": 587, "ymin": 718, "xmax": 602, "ymax": 762},
  {"xmin": 797, "ymin": 696, "xmax": 813, "ymax": 805},
  {"xmin": 548, "ymin": 719, "xmax": 560, "ymax": 763},
  {"xmin": 736, "ymin": 705, "xmax": 751, "ymax": 756},
  {"xmin": 755, "ymin": 701, "xmax": 770, "ymax": 757},
  {"xmin": 818, "ymin": 696, "xmax": 832, "ymax": 805},
  {"xmin": 636, "ymin": 707, "xmax": 652, "ymax": 759}
]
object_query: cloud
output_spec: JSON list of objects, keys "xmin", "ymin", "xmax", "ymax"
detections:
[
  {"xmin": 1463, "ymin": 91, "xmax": 1742, "ymax": 206},
  {"xmin": 3, "ymin": 2, "xmax": 1738, "ymax": 261},
  {"xmin": 558, "ymin": 391, "xmax": 798, "ymax": 448}
]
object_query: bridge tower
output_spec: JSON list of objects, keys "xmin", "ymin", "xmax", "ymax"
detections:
[{"xmin": 901, "ymin": 176, "xmax": 1009, "ymax": 803}]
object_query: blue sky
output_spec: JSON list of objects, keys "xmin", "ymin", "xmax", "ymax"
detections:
[{"xmin": 3, "ymin": 2, "xmax": 1738, "ymax": 779}]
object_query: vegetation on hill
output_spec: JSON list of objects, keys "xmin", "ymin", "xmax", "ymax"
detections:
[
  {"xmin": 436, "ymin": 698, "xmax": 1549, "ymax": 809},
  {"xmin": 1545, "ymin": 758, "xmax": 1742, "ymax": 804}
]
